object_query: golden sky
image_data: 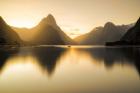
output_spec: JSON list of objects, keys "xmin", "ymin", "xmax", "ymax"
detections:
[{"xmin": 0, "ymin": 0, "xmax": 140, "ymax": 37}]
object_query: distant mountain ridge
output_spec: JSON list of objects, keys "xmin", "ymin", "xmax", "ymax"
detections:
[
  {"xmin": 74, "ymin": 22, "xmax": 133, "ymax": 45},
  {"xmin": 106, "ymin": 17, "xmax": 140, "ymax": 45}
]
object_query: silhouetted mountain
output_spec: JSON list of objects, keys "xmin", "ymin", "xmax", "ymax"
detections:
[
  {"xmin": 106, "ymin": 17, "xmax": 140, "ymax": 45},
  {"xmin": 121, "ymin": 17, "xmax": 140, "ymax": 42},
  {"xmin": 13, "ymin": 14, "xmax": 75, "ymax": 45},
  {"xmin": 74, "ymin": 27, "xmax": 104, "ymax": 45},
  {"xmin": 0, "ymin": 16, "xmax": 22, "ymax": 45},
  {"xmin": 31, "ymin": 14, "xmax": 75, "ymax": 45},
  {"xmin": 74, "ymin": 22, "xmax": 132, "ymax": 45}
]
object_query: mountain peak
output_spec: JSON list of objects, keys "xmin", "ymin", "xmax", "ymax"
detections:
[
  {"xmin": 0, "ymin": 16, "xmax": 7, "ymax": 26},
  {"xmin": 0, "ymin": 16, "xmax": 5, "ymax": 23},
  {"xmin": 45, "ymin": 14, "xmax": 57, "ymax": 25},
  {"xmin": 104, "ymin": 22, "xmax": 116, "ymax": 31},
  {"xmin": 38, "ymin": 14, "xmax": 57, "ymax": 27},
  {"xmin": 135, "ymin": 17, "xmax": 140, "ymax": 26},
  {"xmin": 104, "ymin": 22, "xmax": 115, "ymax": 27},
  {"xmin": 47, "ymin": 14, "xmax": 54, "ymax": 19},
  {"xmin": 0, "ymin": 16, "xmax": 2, "ymax": 20}
]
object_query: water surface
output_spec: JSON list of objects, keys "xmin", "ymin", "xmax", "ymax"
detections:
[{"xmin": 0, "ymin": 46, "xmax": 140, "ymax": 93}]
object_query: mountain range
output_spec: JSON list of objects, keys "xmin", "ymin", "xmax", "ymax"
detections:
[
  {"xmin": 74, "ymin": 22, "xmax": 133, "ymax": 45},
  {"xmin": 0, "ymin": 14, "xmax": 139, "ymax": 46}
]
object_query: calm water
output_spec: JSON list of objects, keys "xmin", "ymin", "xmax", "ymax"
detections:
[{"xmin": 0, "ymin": 46, "xmax": 140, "ymax": 93}]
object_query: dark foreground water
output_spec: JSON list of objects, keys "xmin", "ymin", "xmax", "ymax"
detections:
[{"xmin": 0, "ymin": 46, "xmax": 140, "ymax": 93}]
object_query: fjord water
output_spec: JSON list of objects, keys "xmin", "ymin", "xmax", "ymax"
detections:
[{"xmin": 0, "ymin": 46, "xmax": 140, "ymax": 93}]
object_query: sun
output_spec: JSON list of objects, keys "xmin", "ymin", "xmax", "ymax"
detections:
[{"xmin": 8, "ymin": 20, "xmax": 35, "ymax": 28}]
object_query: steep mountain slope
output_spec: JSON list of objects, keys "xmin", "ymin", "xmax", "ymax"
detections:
[
  {"xmin": 106, "ymin": 17, "xmax": 140, "ymax": 45},
  {"xmin": 13, "ymin": 14, "xmax": 75, "ymax": 45},
  {"xmin": 121, "ymin": 17, "xmax": 140, "ymax": 42},
  {"xmin": 0, "ymin": 16, "xmax": 22, "ymax": 45}
]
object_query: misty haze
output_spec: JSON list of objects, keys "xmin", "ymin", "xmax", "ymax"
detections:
[{"xmin": 0, "ymin": 0, "xmax": 140, "ymax": 93}]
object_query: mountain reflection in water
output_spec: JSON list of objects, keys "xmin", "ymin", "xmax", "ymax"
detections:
[
  {"xmin": 0, "ymin": 46, "xmax": 140, "ymax": 93},
  {"xmin": 0, "ymin": 47, "xmax": 66, "ymax": 76}
]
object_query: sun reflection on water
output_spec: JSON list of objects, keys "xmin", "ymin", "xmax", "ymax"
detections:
[{"xmin": 0, "ymin": 55, "xmax": 48, "ymax": 78}]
